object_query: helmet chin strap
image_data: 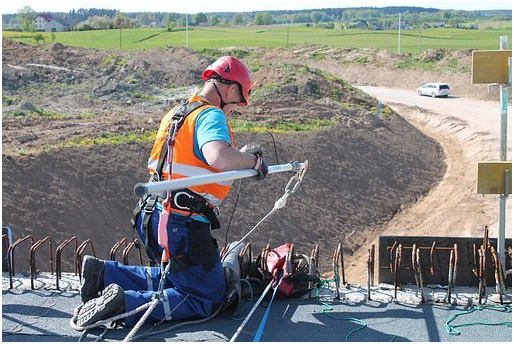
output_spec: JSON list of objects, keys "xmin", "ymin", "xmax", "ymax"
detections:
[{"xmin": 210, "ymin": 79, "xmax": 239, "ymax": 111}]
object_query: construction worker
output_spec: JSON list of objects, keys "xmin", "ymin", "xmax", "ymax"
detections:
[{"xmin": 76, "ymin": 56, "xmax": 268, "ymax": 327}]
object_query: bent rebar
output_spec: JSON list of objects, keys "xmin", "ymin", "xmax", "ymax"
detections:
[
  {"xmin": 56, "ymin": 236, "xmax": 78, "ymax": 290},
  {"xmin": 30, "ymin": 236, "xmax": 53, "ymax": 290}
]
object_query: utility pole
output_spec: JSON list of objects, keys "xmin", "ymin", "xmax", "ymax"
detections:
[
  {"xmin": 119, "ymin": 28, "xmax": 122, "ymax": 49},
  {"xmin": 185, "ymin": 13, "xmax": 189, "ymax": 49},
  {"xmin": 397, "ymin": 13, "xmax": 401, "ymax": 54}
]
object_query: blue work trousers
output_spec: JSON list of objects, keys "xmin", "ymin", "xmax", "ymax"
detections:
[{"xmin": 104, "ymin": 211, "xmax": 225, "ymax": 327}]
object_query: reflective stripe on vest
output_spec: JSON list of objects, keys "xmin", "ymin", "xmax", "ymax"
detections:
[{"xmin": 147, "ymin": 94, "xmax": 234, "ymax": 207}]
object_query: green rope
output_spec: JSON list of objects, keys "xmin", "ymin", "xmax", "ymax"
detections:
[
  {"xmin": 315, "ymin": 278, "xmax": 397, "ymax": 342},
  {"xmin": 445, "ymin": 305, "xmax": 512, "ymax": 336},
  {"xmin": 315, "ymin": 279, "xmax": 367, "ymax": 342}
]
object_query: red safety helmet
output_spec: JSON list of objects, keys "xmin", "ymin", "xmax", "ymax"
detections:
[{"xmin": 201, "ymin": 56, "xmax": 252, "ymax": 106}]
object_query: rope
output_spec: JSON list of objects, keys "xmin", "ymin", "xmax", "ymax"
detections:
[
  {"xmin": 315, "ymin": 278, "xmax": 397, "ymax": 342},
  {"xmin": 70, "ymin": 298, "xmax": 157, "ymax": 332},
  {"xmin": 123, "ymin": 295, "xmax": 161, "ymax": 342},
  {"xmin": 78, "ymin": 325, "xmax": 108, "ymax": 342},
  {"xmin": 231, "ymin": 278, "xmax": 255, "ymax": 320},
  {"xmin": 128, "ymin": 301, "xmax": 224, "ymax": 342},
  {"xmin": 445, "ymin": 305, "xmax": 512, "ymax": 336},
  {"xmin": 224, "ymin": 189, "xmax": 293, "ymax": 259},
  {"xmin": 230, "ymin": 280, "xmax": 274, "ymax": 342}
]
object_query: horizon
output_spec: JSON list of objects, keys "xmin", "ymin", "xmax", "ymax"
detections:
[{"xmin": 1, "ymin": 0, "xmax": 512, "ymax": 15}]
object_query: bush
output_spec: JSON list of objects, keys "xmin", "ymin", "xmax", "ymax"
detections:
[{"xmin": 33, "ymin": 33, "xmax": 45, "ymax": 44}]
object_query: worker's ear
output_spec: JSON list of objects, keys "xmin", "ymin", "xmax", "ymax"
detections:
[{"xmin": 228, "ymin": 83, "xmax": 239, "ymax": 95}]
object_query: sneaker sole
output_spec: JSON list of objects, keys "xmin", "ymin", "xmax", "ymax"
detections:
[{"xmin": 77, "ymin": 284, "xmax": 124, "ymax": 327}]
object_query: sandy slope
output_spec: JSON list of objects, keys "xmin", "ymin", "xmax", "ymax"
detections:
[{"xmin": 346, "ymin": 86, "xmax": 512, "ymax": 283}]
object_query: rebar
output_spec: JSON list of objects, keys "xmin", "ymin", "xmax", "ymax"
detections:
[
  {"xmin": 7, "ymin": 235, "xmax": 34, "ymax": 288},
  {"xmin": 77, "ymin": 240, "xmax": 96, "ymax": 281},
  {"xmin": 478, "ymin": 247, "xmax": 486, "ymax": 304},
  {"xmin": 333, "ymin": 243, "xmax": 341, "ymax": 300},
  {"xmin": 491, "ymin": 246, "xmax": 505, "ymax": 304},
  {"xmin": 447, "ymin": 249, "xmax": 455, "ymax": 304},
  {"xmin": 122, "ymin": 240, "xmax": 143, "ymax": 265},
  {"xmin": 109, "ymin": 238, "xmax": 127, "ymax": 262},
  {"xmin": 55, "ymin": 236, "xmax": 78, "ymax": 290},
  {"xmin": 30, "ymin": 236, "xmax": 53, "ymax": 290},
  {"xmin": 412, "ymin": 243, "xmax": 419, "ymax": 288},
  {"xmin": 367, "ymin": 244, "xmax": 375, "ymax": 301},
  {"xmin": 308, "ymin": 244, "xmax": 319, "ymax": 292},
  {"xmin": 394, "ymin": 244, "xmax": 402, "ymax": 300},
  {"xmin": 416, "ymin": 248, "xmax": 425, "ymax": 303}
]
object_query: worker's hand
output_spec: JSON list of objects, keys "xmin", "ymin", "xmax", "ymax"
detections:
[
  {"xmin": 252, "ymin": 154, "xmax": 268, "ymax": 180},
  {"xmin": 239, "ymin": 143, "xmax": 263, "ymax": 156},
  {"xmin": 240, "ymin": 144, "xmax": 267, "ymax": 180}
]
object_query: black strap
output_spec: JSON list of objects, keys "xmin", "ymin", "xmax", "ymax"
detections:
[
  {"xmin": 154, "ymin": 100, "xmax": 208, "ymax": 179},
  {"xmin": 171, "ymin": 190, "xmax": 221, "ymax": 229},
  {"xmin": 131, "ymin": 194, "xmax": 163, "ymax": 266},
  {"xmin": 142, "ymin": 195, "xmax": 162, "ymax": 264}
]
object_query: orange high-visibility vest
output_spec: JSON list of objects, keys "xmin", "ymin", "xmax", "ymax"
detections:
[{"xmin": 147, "ymin": 94, "xmax": 234, "ymax": 208}]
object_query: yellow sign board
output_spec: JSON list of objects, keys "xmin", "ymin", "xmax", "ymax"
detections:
[
  {"xmin": 471, "ymin": 50, "xmax": 511, "ymax": 84},
  {"xmin": 477, "ymin": 161, "xmax": 512, "ymax": 194}
]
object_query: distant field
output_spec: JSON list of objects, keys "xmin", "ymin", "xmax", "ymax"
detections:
[{"xmin": 2, "ymin": 23, "xmax": 512, "ymax": 53}]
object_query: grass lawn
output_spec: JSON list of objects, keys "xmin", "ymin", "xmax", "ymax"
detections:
[{"xmin": 2, "ymin": 23, "xmax": 512, "ymax": 52}]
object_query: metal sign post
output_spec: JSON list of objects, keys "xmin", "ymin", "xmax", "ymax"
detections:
[
  {"xmin": 472, "ymin": 36, "xmax": 512, "ymax": 274},
  {"xmin": 498, "ymin": 35, "xmax": 510, "ymax": 268}
]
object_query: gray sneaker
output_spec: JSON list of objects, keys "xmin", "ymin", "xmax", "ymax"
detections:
[
  {"xmin": 77, "ymin": 283, "xmax": 125, "ymax": 327},
  {"xmin": 80, "ymin": 255, "xmax": 105, "ymax": 303}
]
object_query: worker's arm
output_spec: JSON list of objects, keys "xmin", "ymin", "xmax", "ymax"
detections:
[{"xmin": 202, "ymin": 140, "xmax": 257, "ymax": 171}]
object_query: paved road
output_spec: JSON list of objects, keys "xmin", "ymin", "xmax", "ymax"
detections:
[{"xmin": 357, "ymin": 86, "xmax": 512, "ymax": 151}]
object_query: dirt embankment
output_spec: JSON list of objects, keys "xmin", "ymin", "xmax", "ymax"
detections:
[{"xmin": 2, "ymin": 40, "xmax": 445, "ymax": 275}]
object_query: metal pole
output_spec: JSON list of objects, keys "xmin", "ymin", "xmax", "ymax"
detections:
[
  {"xmin": 119, "ymin": 28, "xmax": 121, "ymax": 49},
  {"xmin": 497, "ymin": 35, "xmax": 509, "ymax": 268},
  {"xmin": 134, "ymin": 161, "xmax": 307, "ymax": 197},
  {"xmin": 397, "ymin": 13, "xmax": 401, "ymax": 55},
  {"xmin": 185, "ymin": 14, "xmax": 189, "ymax": 48},
  {"xmin": 286, "ymin": 27, "xmax": 289, "ymax": 47},
  {"xmin": 418, "ymin": 30, "xmax": 421, "ymax": 54}
]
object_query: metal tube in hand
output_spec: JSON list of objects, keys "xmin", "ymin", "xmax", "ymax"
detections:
[{"xmin": 134, "ymin": 161, "xmax": 307, "ymax": 197}]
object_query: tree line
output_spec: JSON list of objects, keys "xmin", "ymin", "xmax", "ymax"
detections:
[{"xmin": 3, "ymin": 6, "xmax": 511, "ymax": 32}]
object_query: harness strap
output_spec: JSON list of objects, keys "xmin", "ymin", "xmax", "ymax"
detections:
[
  {"xmin": 143, "ymin": 195, "xmax": 163, "ymax": 264},
  {"xmin": 131, "ymin": 195, "xmax": 162, "ymax": 265},
  {"xmin": 161, "ymin": 292, "xmax": 173, "ymax": 321},
  {"xmin": 152, "ymin": 100, "xmax": 208, "ymax": 183}
]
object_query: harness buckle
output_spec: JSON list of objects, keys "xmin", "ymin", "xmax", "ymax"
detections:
[
  {"xmin": 144, "ymin": 197, "xmax": 157, "ymax": 213},
  {"xmin": 173, "ymin": 191, "xmax": 195, "ymax": 211}
]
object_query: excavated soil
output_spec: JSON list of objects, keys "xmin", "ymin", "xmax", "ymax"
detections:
[{"xmin": 2, "ymin": 39, "xmax": 453, "ymax": 275}]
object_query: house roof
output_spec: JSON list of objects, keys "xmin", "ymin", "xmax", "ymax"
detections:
[{"xmin": 36, "ymin": 14, "xmax": 55, "ymax": 22}]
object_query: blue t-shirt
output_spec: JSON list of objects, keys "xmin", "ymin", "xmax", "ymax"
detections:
[{"xmin": 193, "ymin": 107, "xmax": 231, "ymax": 164}]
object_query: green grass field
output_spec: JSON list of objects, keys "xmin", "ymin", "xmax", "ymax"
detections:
[{"xmin": 2, "ymin": 23, "xmax": 512, "ymax": 53}]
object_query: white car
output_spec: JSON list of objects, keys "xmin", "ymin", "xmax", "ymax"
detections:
[{"xmin": 417, "ymin": 83, "xmax": 450, "ymax": 98}]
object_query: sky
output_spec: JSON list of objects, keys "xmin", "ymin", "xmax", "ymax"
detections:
[{"xmin": 1, "ymin": 0, "xmax": 512, "ymax": 14}]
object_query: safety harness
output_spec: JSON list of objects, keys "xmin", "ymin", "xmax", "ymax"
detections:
[{"xmin": 131, "ymin": 99, "xmax": 221, "ymax": 266}]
